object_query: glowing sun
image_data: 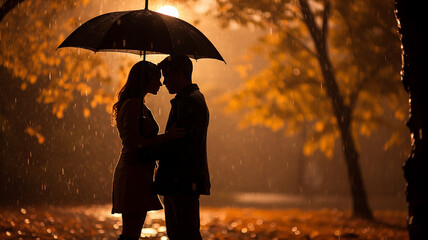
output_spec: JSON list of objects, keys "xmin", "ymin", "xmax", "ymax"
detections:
[{"xmin": 157, "ymin": 5, "xmax": 179, "ymax": 18}]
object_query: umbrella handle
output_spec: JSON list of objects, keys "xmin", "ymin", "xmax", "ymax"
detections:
[{"xmin": 140, "ymin": 50, "xmax": 147, "ymax": 118}]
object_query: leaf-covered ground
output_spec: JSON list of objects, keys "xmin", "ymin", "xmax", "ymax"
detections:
[{"xmin": 0, "ymin": 205, "xmax": 408, "ymax": 240}]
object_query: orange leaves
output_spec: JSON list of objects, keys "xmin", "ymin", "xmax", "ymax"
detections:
[
  {"xmin": 225, "ymin": 40, "xmax": 337, "ymax": 156},
  {"xmin": 200, "ymin": 207, "xmax": 408, "ymax": 240},
  {"xmin": 383, "ymin": 132, "xmax": 401, "ymax": 151},
  {"xmin": 303, "ymin": 130, "xmax": 337, "ymax": 158},
  {"xmin": 90, "ymin": 91, "xmax": 114, "ymax": 112},
  {"xmin": 394, "ymin": 109, "xmax": 406, "ymax": 121},
  {"xmin": 25, "ymin": 126, "xmax": 45, "ymax": 144},
  {"xmin": 314, "ymin": 121, "xmax": 324, "ymax": 132},
  {"xmin": 1, "ymin": 0, "xmax": 115, "ymax": 120},
  {"xmin": 220, "ymin": 0, "xmax": 407, "ymax": 161},
  {"xmin": 234, "ymin": 63, "xmax": 252, "ymax": 79},
  {"xmin": 83, "ymin": 108, "xmax": 91, "ymax": 118},
  {"xmin": 0, "ymin": 205, "xmax": 408, "ymax": 240},
  {"xmin": 20, "ymin": 82, "xmax": 27, "ymax": 90},
  {"xmin": 34, "ymin": 20, "xmax": 43, "ymax": 28},
  {"xmin": 53, "ymin": 103, "xmax": 67, "ymax": 119},
  {"xmin": 76, "ymin": 83, "xmax": 92, "ymax": 96}
]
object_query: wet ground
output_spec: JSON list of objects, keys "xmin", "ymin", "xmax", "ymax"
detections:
[
  {"xmin": 1, "ymin": 204, "xmax": 408, "ymax": 240},
  {"xmin": 200, "ymin": 192, "xmax": 407, "ymax": 211}
]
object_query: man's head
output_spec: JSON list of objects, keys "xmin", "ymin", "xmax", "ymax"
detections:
[{"xmin": 159, "ymin": 55, "xmax": 193, "ymax": 94}]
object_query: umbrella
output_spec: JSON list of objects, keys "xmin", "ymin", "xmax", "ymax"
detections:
[{"xmin": 57, "ymin": 2, "xmax": 225, "ymax": 62}]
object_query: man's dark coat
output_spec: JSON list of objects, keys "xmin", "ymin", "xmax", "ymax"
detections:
[{"xmin": 154, "ymin": 84, "xmax": 210, "ymax": 195}]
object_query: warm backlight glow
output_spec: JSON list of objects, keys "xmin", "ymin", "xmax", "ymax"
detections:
[{"xmin": 157, "ymin": 5, "xmax": 179, "ymax": 18}]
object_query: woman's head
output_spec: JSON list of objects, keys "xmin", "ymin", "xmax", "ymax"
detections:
[
  {"xmin": 112, "ymin": 61, "xmax": 161, "ymax": 123},
  {"xmin": 124, "ymin": 61, "xmax": 161, "ymax": 97}
]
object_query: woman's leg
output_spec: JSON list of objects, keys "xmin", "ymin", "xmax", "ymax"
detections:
[{"xmin": 121, "ymin": 212, "xmax": 147, "ymax": 239}]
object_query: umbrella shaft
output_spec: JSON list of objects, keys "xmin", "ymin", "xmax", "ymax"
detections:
[{"xmin": 145, "ymin": 0, "xmax": 148, "ymax": 9}]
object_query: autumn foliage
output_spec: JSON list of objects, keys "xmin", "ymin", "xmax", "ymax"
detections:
[
  {"xmin": 0, "ymin": 205, "xmax": 408, "ymax": 239},
  {"xmin": 1, "ymin": 0, "xmax": 114, "ymax": 119}
]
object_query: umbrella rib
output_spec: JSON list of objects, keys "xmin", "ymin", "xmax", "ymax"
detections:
[
  {"xmin": 157, "ymin": 14, "xmax": 175, "ymax": 55},
  {"xmin": 94, "ymin": 11, "xmax": 131, "ymax": 52},
  {"xmin": 188, "ymin": 24, "xmax": 205, "ymax": 60},
  {"xmin": 176, "ymin": 18, "xmax": 200, "ymax": 59},
  {"xmin": 182, "ymin": 23, "xmax": 199, "ymax": 59}
]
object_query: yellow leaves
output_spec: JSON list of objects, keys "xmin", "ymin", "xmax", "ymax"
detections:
[
  {"xmin": 25, "ymin": 126, "xmax": 45, "ymax": 144},
  {"xmin": 66, "ymin": 17, "xmax": 78, "ymax": 28},
  {"xmin": 360, "ymin": 110, "xmax": 372, "ymax": 120},
  {"xmin": 394, "ymin": 109, "xmax": 406, "ymax": 121},
  {"xmin": 16, "ymin": 67, "xmax": 28, "ymax": 81},
  {"xmin": 83, "ymin": 108, "xmax": 91, "ymax": 118},
  {"xmin": 303, "ymin": 129, "xmax": 338, "ymax": 158},
  {"xmin": 38, "ymin": 88, "xmax": 55, "ymax": 104},
  {"xmin": 303, "ymin": 140, "xmax": 317, "ymax": 156},
  {"xmin": 314, "ymin": 121, "xmax": 324, "ymax": 132},
  {"xmin": 29, "ymin": 75, "xmax": 37, "ymax": 84},
  {"xmin": 383, "ymin": 132, "xmax": 400, "ymax": 151},
  {"xmin": 90, "ymin": 91, "xmax": 114, "ymax": 112},
  {"xmin": 235, "ymin": 64, "xmax": 252, "ymax": 78},
  {"xmin": 77, "ymin": 83, "xmax": 92, "ymax": 96},
  {"xmin": 263, "ymin": 31, "xmax": 281, "ymax": 46},
  {"xmin": 273, "ymin": 93, "xmax": 288, "ymax": 111},
  {"xmin": 305, "ymin": 68, "xmax": 317, "ymax": 79},
  {"xmin": 359, "ymin": 123, "xmax": 372, "ymax": 136},
  {"xmin": 53, "ymin": 103, "xmax": 67, "ymax": 119},
  {"xmin": 264, "ymin": 114, "xmax": 284, "ymax": 132},
  {"xmin": 0, "ymin": 206, "xmax": 409, "ymax": 239},
  {"xmin": 91, "ymin": 94, "xmax": 105, "ymax": 108},
  {"xmin": 226, "ymin": 96, "xmax": 244, "ymax": 113},
  {"xmin": 1, "ymin": 0, "xmax": 115, "ymax": 120},
  {"xmin": 35, "ymin": 20, "xmax": 43, "ymax": 28}
]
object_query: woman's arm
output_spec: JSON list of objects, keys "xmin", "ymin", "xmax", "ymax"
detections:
[{"xmin": 121, "ymin": 98, "xmax": 184, "ymax": 149}]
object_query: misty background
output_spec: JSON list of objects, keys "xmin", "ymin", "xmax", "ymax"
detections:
[{"xmin": 0, "ymin": 0, "xmax": 408, "ymax": 210}]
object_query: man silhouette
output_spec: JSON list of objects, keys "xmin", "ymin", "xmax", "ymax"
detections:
[{"xmin": 155, "ymin": 55, "xmax": 210, "ymax": 240}]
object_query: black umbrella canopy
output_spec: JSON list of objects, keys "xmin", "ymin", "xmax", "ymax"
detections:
[{"xmin": 58, "ymin": 8, "xmax": 225, "ymax": 62}]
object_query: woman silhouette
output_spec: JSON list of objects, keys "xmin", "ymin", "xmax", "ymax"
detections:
[{"xmin": 111, "ymin": 61, "xmax": 183, "ymax": 240}]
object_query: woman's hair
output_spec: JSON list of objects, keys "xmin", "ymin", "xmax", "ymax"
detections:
[{"xmin": 112, "ymin": 61, "xmax": 160, "ymax": 124}]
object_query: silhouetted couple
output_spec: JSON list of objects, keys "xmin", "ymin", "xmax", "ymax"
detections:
[{"xmin": 111, "ymin": 55, "xmax": 210, "ymax": 240}]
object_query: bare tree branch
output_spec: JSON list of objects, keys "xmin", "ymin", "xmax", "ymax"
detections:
[
  {"xmin": 284, "ymin": 32, "xmax": 318, "ymax": 57},
  {"xmin": 348, "ymin": 76, "xmax": 369, "ymax": 112},
  {"xmin": 321, "ymin": 0, "xmax": 331, "ymax": 41},
  {"xmin": 299, "ymin": 0, "xmax": 321, "ymax": 43}
]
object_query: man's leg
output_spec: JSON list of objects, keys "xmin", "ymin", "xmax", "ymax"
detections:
[
  {"xmin": 165, "ymin": 194, "xmax": 202, "ymax": 240},
  {"xmin": 163, "ymin": 195, "xmax": 179, "ymax": 240}
]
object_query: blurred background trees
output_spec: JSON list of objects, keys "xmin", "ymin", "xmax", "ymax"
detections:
[
  {"xmin": 215, "ymin": 0, "xmax": 406, "ymax": 218},
  {"xmin": 0, "ymin": 0, "xmax": 118, "ymax": 205},
  {"xmin": 1, "ymin": 0, "xmax": 113, "ymax": 118},
  {"xmin": 1, "ymin": 0, "xmax": 408, "ymax": 217}
]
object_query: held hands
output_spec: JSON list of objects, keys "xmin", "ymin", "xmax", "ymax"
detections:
[{"xmin": 164, "ymin": 123, "xmax": 186, "ymax": 140}]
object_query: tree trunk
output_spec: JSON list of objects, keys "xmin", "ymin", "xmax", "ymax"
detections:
[
  {"xmin": 337, "ymin": 112, "xmax": 373, "ymax": 219},
  {"xmin": 395, "ymin": 1, "xmax": 428, "ymax": 239},
  {"xmin": 299, "ymin": 0, "xmax": 373, "ymax": 219}
]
